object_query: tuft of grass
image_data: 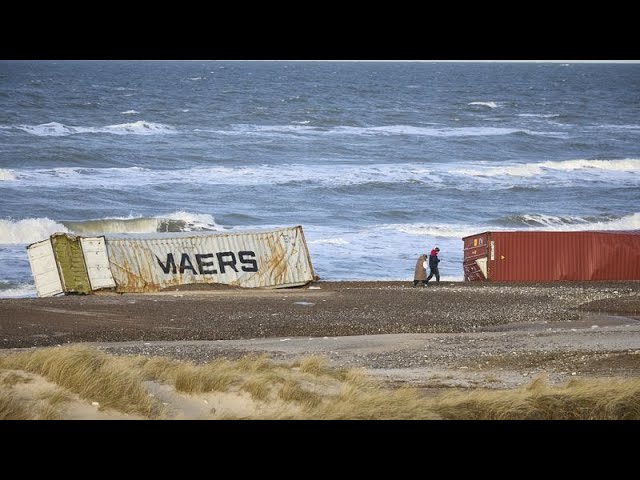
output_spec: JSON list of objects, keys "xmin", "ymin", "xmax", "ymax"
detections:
[
  {"xmin": 35, "ymin": 402, "xmax": 62, "ymax": 420},
  {"xmin": 0, "ymin": 390, "xmax": 31, "ymax": 420},
  {"xmin": 1, "ymin": 371, "xmax": 33, "ymax": 387},
  {"xmin": 3, "ymin": 346, "xmax": 640, "ymax": 420},
  {"xmin": 236, "ymin": 354, "xmax": 272, "ymax": 372},
  {"xmin": 241, "ymin": 377, "xmax": 273, "ymax": 401},
  {"xmin": 139, "ymin": 356, "xmax": 185, "ymax": 382},
  {"xmin": 36, "ymin": 388, "xmax": 73, "ymax": 406},
  {"xmin": 310, "ymin": 383, "xmax": 440, "ymax": 420},
  {"xmin": 173, "ymin": 362, "xmax": 236, "ymax": 394},
  {"xmin": 433, "ymin": 376, "xmax": 640, "ymax": 420},
  {"xmin": 278, "ymin": 379, "xmax": 322, "ymax": 408},
  {"xmin": 297, "ymin": 356, "xmax": 329, "ymax": 376},
  {"xmin": 0, "ymin": 345, "xmax": 160, "ymax": 418}
]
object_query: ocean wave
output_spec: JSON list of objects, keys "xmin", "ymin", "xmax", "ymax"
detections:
[
  {"xmin": 379, "ymin": 213, "xmax": 640, "ymax": 243},
  {"xmin": 13, "ymin": 121, "xmax": 176, "ymax": 136},
  {"xmin": 63, "ymin": 212, "xmax": 220, "ymax": 235},
  {"xmin": 458, "ymin": 158, "xmax": 640, "ymax": 178},
  {"xmin": 390, "ymin": 224, "xmax": 478, "ymax": 239},
  {"xmin": 0, "ymin": 283, "xmax": 37, "ymax": 298},
  {"xmin": 0, "ymin": 169, "xmax": 16, "ymax": 181},
  {"xmin": 539, "ymin": 158, "xmax": 640, "ymax": 172},
  {"xmin": 0, "ymin": 212, "xmax": 220, "ymax": 244},
  {"xmin": 468, "ymin": 101, "xmax": 498, "ymax": 108},
  {"xmin": 7, "ymin": 158, "xmax": 638, "ymax": 191},
  {"xmin": 308, "ymin": 238, "xmax": 349, "ymax": 245},
  {"xmin": 0, "ymin": 218, "xmax": 68, "ymax": 244},
  {"xmin": 590, "ymin": 124, "xmax": 640, "ymax": 131},
  {"xmin": 517, "ymin": 113, "xmax": 561, "ymax": 118},
  {"xmin": 121, "ymin": 110, "xmax": 140, "ymax": 115},
  {"xmin": 493, "ymin": 212, "xmax": 640, "ymax": 230},
  {"xmin": 206, "ymin": 124, "xmax": 560, "ymax": 138}
]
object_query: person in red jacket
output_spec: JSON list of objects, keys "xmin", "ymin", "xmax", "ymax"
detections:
[{"xmin": 425, "ymin": 247, "xmax": 440, "ymax": 285}]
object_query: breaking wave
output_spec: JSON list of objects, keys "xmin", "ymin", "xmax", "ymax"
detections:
[
  {"xmin": 494, "ymin": 212, "xmax": 640, "ymax": 230},
  {"xmin": 468, "ymin": 101, "xmax": 498, "ymax": 108},
  {"xmin": 12, "ymin": 121, "xmax": 176, "ymax": 136},
  {"xmin": 458, "ymin": 158, "xmax": 640, "ymax": 178},
  {"xmin": 0, "ymin": 169, "xmax": 16, "ymax": 181},
  {"xmin": 0, "ymin": 212, "xmax": 221, "ymax": 244}
]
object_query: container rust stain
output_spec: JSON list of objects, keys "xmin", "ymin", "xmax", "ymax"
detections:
[
  {"xmin": 104, "ymin": 226, "xmax": 315, "ymax": 292},
  {"xmin": 463, "ymin": 230, "xmax": 640, "ymax": 281}
]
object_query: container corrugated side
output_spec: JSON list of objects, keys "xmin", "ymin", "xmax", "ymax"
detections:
[
  {"xmin": 104, "ymin": 225, "xmax": 315, "ymax": 292},
  {"xmin": 462, "ymin": 230, "xmax": 640, "ymax": 281}
]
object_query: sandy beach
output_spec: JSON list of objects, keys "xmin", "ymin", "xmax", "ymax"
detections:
[{"xmin": 2, "ymin": 280, "xmax": 639, "ymax": 391}]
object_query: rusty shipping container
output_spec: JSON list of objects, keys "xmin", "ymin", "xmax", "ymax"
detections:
[
  {"xmin": 27, "ymin": 226, "xmax": 315, "ymax": 296},
  {"xmin": 462, "ymin": 230, "xmax": 640, "ymax": 282},
  {"xmin": 104, "ymin": 225, "xmax": 315, "ymax": 292}
]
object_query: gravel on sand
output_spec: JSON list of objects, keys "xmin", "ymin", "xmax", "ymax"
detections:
[{"xmin": 1, "ymin": 280, "xmax": 639, "ymax": 389}]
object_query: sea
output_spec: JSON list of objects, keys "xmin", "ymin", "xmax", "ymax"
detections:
[{"xmin": 1, "ymin": 60, "xmax": 639, "ymax": 298}]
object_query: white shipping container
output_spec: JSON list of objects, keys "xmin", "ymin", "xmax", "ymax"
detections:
[{"xmin": 104, "ymin": 225, "xmax": 315, "ymax": 292}]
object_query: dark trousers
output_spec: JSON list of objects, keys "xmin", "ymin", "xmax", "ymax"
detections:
[{"xmin": 426, "ymin": 268, "xmax": 440, "ymax": 283}]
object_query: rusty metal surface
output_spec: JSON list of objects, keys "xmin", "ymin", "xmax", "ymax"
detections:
[
  {"xmin": 462, "ymin": 230, "xmax": 640, "ymax": 281},
  {"xmin": 104, "ymin": 226, "xmax": 315, "ymax": 292},
  {"xmin": 463, "ymin": 232, "xmax": 490, "ymax": 281}
]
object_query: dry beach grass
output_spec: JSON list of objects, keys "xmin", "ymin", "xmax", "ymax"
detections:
[{"xmin": 1, "ymin": 280, "xmax": 639, "ymax": 420}]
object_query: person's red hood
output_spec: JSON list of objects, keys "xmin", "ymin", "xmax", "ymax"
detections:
[{"xmin": 430, "ymin": 249, "xmax": 438, "ymax": 256}]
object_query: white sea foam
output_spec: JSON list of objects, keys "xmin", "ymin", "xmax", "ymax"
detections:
[
  {"xmin": 330, "ymin": 125, "xmax": 525, "ymax": 137},
  {"xmin": 0, "ymin": 213, "xmax": 219, "ymax": 242},
  {"xmin": 0, "ymin": 218, "xmax": 68, "ymax": 244},
  {"xmin": 0, "ymin": 284, "xmax": 37, "ymax": 298},
  {"xmin": 62, "ymin": 212, "xmax": 220, "ymax": 235},
  {"xmin": 121, "ymin": 110, "xmax": 140, "ymax": 115},
  {"xmin": 389, "ymin": 224, "xmax": 478, "ymax": 239},
  {"xmin": 595, "ymin": 124, "xmax": 640, "ymax": 130},
  {"xmin": 517, "ymin": 113, "xmax": 560, "ymax": 118},
  {"xmin": 7, "ymin": 158, "xmax": 638, "ymax": 191},
  {"xmin": 63, "ymin": 217, "xmax": 161, "ymax": 235},
  {"xmin": 540, "ymin": 158, "xmax": 640, "ymax": 172},
  {"xmin": 308, "ymin": 238, "xmax": 349, "ymax": 245},
  {"xmin": 468, "ymin": 101, "xmax": 498, "ymax": 108},
  {"xmin": 208, "ymin": 124, "xmax": 560, "ymax": 138},
  {"xmin": 0, "ymin": 169, "xmax": 16, "ymax": 181},
  {"xmin": 458, "ymin": 158, "xmax": 640, "ymax": 180},
  {"xmin": 157, "ymin": 211, "xmax": 220, "ymax": 231},
  {"xmin": 14, "ymin": 121, "xmax": 176, "ymax": 136},
  {"xmin": 532, "ymin": 212, "xmax": 640, "ymax": 231}
]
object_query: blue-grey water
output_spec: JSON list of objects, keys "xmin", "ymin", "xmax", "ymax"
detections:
[{"xmin": 1, "ymin": 60, "xmax": 639, "ymax": 297}]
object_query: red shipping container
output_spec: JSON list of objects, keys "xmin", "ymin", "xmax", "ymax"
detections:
[{"xmin": 462, "ymin": 230, "xmax": 640, "ymax": 281}]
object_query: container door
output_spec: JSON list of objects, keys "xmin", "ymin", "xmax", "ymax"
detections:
[
  {"xmin": 51, "ymin": 233, "xmax": 91, "ymax": 294},
  {"xmin": 463, "ymin": 233, "xmax": 490, "ymax": 281},
  {"xmin": 80, "ymin": 237, "xmax": 116, "ymax": 290},
  {"xmin": 26, "ymin": 238, "xmax": 63, "ymax": 297}
]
